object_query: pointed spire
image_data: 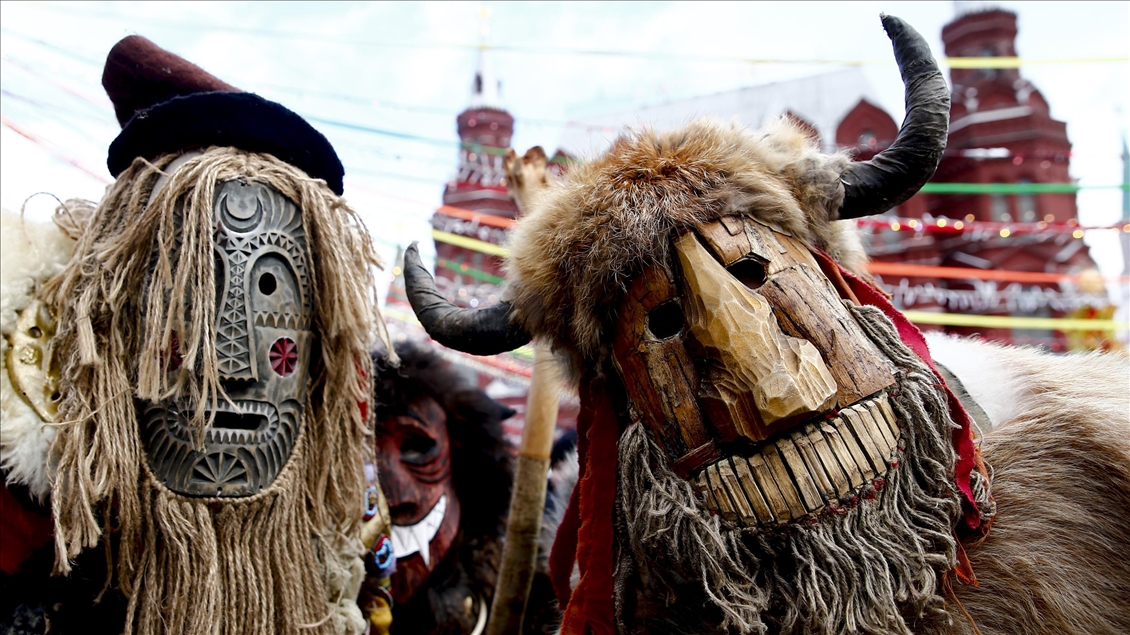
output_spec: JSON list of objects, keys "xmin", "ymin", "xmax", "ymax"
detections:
[{"xmin": 469, "ymin": 6, "xmax": 501, "ymax": 108}]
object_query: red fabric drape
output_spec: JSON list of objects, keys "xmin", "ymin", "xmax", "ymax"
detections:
[
  {"xmin": 810, "ymin": 249, "xmax": 985, "ymax": 529},
  {"xmin": 550, "ymin": 377, "xmax": 618, "ymax": 634},
  {"xmin": 0, "ymin": 483, "xmax": 52, "ymax": 575}
]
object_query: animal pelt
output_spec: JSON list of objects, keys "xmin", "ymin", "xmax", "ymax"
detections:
[
  {"xmin": 372, "ymin": 340, "xmax": 561, "ymax": 634},
  {"xmin": 503, "ymin": 117, "xmax": 867, "ymax": 375},
  {"xmin": 1, "ymin": 205, "xmax": 86, "ymax": 501},
  {"xmin": 917, "ymin": 336, "xmax": 1130, "ymax": 635}
]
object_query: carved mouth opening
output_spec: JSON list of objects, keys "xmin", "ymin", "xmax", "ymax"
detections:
[
  {"xmin": 692, "ymin": 391, "xmax": 901, "ymax": 529},
  {"xmin": 212, "ymin": 411, "xmax": 267, "ymax": 431}
]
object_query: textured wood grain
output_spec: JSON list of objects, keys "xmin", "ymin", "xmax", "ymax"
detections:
[
  {"xmin": 612, "ymin": 259, "xmax": 713, "ymax": 464},
  {"xmin": 732, "ymin": 456, "xmax": 775, "ymax": 524},
  {"xmin": 807, "ymin": 426, "xmax": 852, "ymax": 497},
  {"xmin": 820, "ymin": 421, "xmax": 869, "ymax": 488},
  {"xmin": 676, "ymin": 232, "xmax": 837, "ymax": 440},
  {"xmin": 760, "ymin": 264, "xmax": 895, "ymax": 409},
  {"xmin": 793, "ymin": 427, "xmax": 841, "ymax": 501},
  {"xmin": 842, "ymin": 407, "xmax": 889, "ymax": 475},
  {"xmin": 747, "ymin": 453, "xmax": 792, "ymax": 522},
  {"xmin": 763, "ymin": 444, "xmax": 808, "ymax": 519},
  {"xmin": 775, "ymin": 437, "xmax": 825, "ymax": 512}
]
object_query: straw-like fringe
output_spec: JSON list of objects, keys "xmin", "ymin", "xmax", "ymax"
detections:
[
  {"xmin": 125, "ymin": 436, "xmax": 332, "ymax": 635},
  {"xmin": 43, "ymin": 147, "xmax": 383, "ymax": 634},
  {"xmin": 616, "ymin": 303, "xmax": 969, "ymax": 634}
]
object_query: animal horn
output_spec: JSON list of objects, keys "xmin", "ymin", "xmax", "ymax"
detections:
[
  {"xmin": 838, "ymin": 14, "xmax": 950, "ymax": 219},
  {"xmin": 402, "ymin": 242, "xmax": 532, "ymax": 355}
]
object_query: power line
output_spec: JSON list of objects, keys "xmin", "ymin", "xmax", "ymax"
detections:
[{"xmin": 14, "ymin": 2, "xmax": 1128, "ymax": 68}]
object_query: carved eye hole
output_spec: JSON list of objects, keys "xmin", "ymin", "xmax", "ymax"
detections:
[
  {"xmin": 727, "ymin": 259, "xmax": 767, "ymax": 291},
  {"xmin": 258, "ymin": 272, "xmax": 277, "ymax": 295},
  {"xmin": 401, "ymin": 434, "xmax": 439, "ymax": 465},
  {"xmin": 647, "ymin": 300, "xmax": 685, "ymax": 340}
]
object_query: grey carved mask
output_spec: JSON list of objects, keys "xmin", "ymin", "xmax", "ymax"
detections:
[{"xmin": 140, "ymin": 179, "xmax": 313, "ymax": 497}]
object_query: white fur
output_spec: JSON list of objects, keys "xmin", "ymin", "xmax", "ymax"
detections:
[
  {"xmin": 1, "ymin": 208, "xmax": 77, "ymax": 500},
  {"xmin": 925, "ymin": 332, "xmax": 1030, "ymax": 431}
]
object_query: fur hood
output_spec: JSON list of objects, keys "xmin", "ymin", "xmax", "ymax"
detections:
[
  {"xmin": 503, "ymin": 117, "xmax": 868, "ymax": 369},
  {"xmin": 1, "ymin": 206, "xmax": 83, "ymax": 501}
]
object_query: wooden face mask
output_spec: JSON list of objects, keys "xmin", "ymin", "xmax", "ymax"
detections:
[
  {"xmin": 374, "ymin": 395, "xmax": 461, "ymax": 605},
  {"xmin": 611, "ymin": 216, "xmax": 900, "ymax": 528},
  {"xmin": 138, "ymin": 180, "xmax": 314, "ymax": 498}
]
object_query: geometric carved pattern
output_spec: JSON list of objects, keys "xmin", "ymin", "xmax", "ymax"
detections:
[
  {"xmin": 691, "ymin": 391, "xmax": 902, "ymax": 529},
  {"xmin": 140, "ymin": 179, "xmax": 313, "ymax": 498},
  {"xmin": 213, "ymin": 181, "xmax": 311, "ymax": 381},
  {"xmin": 139, "ymin": 397, "xmax": 302, "ymax": 497}
]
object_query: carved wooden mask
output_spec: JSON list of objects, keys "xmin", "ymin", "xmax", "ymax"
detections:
[
  {"xmin": 138, "ymin": 180, "xmax": 314, "ymax": 497},
  {"xmin": 374, "ymin": 395, "xmax": 461, "ymax": 605},
  {"xmin": 611, "ymin": 216, "xmax": 899, "ymax": 526}
]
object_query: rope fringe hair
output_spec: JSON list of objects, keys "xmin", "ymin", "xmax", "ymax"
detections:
[
  {"xmin": 616, "ymin": 303, "xmax": 969, "ymax": 635},
  {"xmin": 43, "ymin": 147, "xmax": 387, "ymax": 634}
]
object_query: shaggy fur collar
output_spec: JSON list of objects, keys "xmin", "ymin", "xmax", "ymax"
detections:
[
  {"xmin": 1, "ymin": 209, "xmax": 79, "ymax": 501},
  {"xmin": 504, "ymin": 117, "xmax": 868, "ymax": 372}
]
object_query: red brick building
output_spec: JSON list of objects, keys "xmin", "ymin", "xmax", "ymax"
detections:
[
  {"xmin": 422, "ymin": 57, "xmax": 579, "ymax": 443},
  {"xmin": 845, "ymin": 7, "xmax": 1099, "ymax": 349}
]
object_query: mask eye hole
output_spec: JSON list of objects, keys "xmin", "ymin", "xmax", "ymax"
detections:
[
  {"xmin": 401, "ymin": 434, "xmax": 439, "ymax": 465},
  {"xmin": 647, "ymin": 300, "xmax": 685, "ymax": 340},
  {"xmin": 258, "ymin": 272, "xmax": 277, "ymax": 295},
  {"xmin": 727, "ymin": 259, "xmax": 767, "ymax": 291}
]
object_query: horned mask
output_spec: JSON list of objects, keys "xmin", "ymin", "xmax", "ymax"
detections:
[
  {"xmin": 404, "ymin": 13, "xmax": 954, "ymax": 514},
  {"xmin": 404, "ymin": 15, "xmax": 993, "ymax": 635}
]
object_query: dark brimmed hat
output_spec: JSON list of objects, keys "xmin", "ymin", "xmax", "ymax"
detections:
[{"xmin": 102, "ymin": 35, "xmax": 345, "ymax": 195}]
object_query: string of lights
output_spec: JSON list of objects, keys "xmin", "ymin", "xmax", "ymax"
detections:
[
  {"xmin": 429, "ymin": 202, "xmax": 1130, "ymax": 238},
  {"xmin": 427, "ymin": 225, "xmax": 1130, "ymax": 285}
]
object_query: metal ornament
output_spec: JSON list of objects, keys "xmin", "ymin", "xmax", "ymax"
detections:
[
  {"xmin": 139, "ymin": 180, "xmax": 314, "ymax": 497},
  {"xmin": 5, "ymin": 299, "xmax": 62, "ymax": 423}
]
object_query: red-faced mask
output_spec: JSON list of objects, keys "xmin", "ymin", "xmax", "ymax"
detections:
[{"xmin": 374, "ymin": 395, "xmax": 461, "ymax": 605}]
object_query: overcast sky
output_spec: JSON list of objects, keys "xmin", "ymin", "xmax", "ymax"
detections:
[{"xmin": 2, "ymin": 1, "xmax": 1127, "ymax": 291}]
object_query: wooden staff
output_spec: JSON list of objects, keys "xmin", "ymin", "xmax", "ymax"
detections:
[{"xmin": 486, "ymin": 343, "xmax": 561, "ymax": 635}]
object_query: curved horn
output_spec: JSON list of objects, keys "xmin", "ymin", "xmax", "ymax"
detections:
[
  {"xmin": 838, "ymin": 15, "xmax": 950, "ymax": 219},
  {"xmin": 402, "ymin": 242, "xmax": 532, "ymax": 356}
]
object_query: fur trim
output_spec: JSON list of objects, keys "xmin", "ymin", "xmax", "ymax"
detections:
[
  {"xmin": 915, "ymin": 341, "xmax": 1130, "ymax": 635},
  {"xmin": 1, "ymin": 207, "xmax": 81, "ymax": 501},
  {"xmin": 504, "ymin": 117, "xmax": 865, "ymax": 371}
]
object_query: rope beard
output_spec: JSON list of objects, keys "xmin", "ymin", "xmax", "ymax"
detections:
[
  {"xmin": 616, "ymin": 303, "xmax": 964, "ymax": 635},
  {"xmin": 43, "ymin": 148, "xmax": 386, "ymax": 634}
]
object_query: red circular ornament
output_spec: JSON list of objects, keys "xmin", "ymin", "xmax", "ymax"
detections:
[{"xmin": 269, "ymin": 337, "xmax": 298, "ymax": 376}]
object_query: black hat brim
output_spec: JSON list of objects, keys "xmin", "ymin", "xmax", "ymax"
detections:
[{"xmin": 108, "ymin": 91, "xmax": 345, "ymax": 196}]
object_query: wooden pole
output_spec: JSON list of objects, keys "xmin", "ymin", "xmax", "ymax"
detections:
[{"xmin": 486, "ymin": 343, "xmax": 561, "ymax": 635}]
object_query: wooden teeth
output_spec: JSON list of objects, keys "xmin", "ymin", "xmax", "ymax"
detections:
[{"xmin": 692, "ymin": 392, "xmax": 902, "ymax": 528}]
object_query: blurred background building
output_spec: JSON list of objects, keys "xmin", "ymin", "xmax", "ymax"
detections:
[
  {"xmin": 555, "ymin": 5, "xmax": 1121, "ymax": 352},
  {"xmin": 383, "ymin": 5, "xmax": 1123, "ymax": 447}
]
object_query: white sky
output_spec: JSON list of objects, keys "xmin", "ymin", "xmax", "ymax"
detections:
[{"xmin": 2, "ymin": 1, "xmax": 1127, "ymax": 295}]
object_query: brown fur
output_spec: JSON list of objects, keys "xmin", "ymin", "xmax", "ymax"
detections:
[
  {"xmin": 504, "ymin": 117, "xmax": 866, "ymax": 374},
  {"xmin": 501, "ymin": 115, "xmax": 1130, "ymax": 633},
  {"xmin": 920, "ymin": 346, "xmax": 1130, "ymax": 635}
]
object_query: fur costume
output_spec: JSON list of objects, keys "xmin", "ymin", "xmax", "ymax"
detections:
[
  {"xmin": 400, "ymin": 15, "xmax": 1130, "ymax": 635},
  {"xmin": 370, "ymin": 340, "xmax": 561, "ymax": 634}
]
